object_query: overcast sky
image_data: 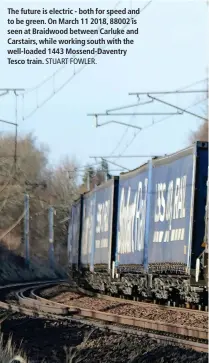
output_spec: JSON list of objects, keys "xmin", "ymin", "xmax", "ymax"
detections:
[{"xmin": 0, "ymin": 0, "xmax": 207, "ymax": 173}]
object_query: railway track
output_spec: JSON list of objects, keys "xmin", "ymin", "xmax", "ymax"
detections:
[
  {"xmin": 73, "ymin": 286, "xmax": 209, "ymax": 315},
  {"xmin": 0, "ymin": 280, "xmax": 72, "ymax": 318},
  {"xmin": 1, "ymin": 281, "xmax": 206, "ymax": 354},
  {"xmin": 40, "ymin": 284, "xmax": 208, "ymax": 331},
  {"xmin": 0, "ymin": 281, "xmax": 207, "ymax": 354}
]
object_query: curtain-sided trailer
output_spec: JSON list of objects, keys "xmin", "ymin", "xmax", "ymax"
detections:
[
  {"xmin": 68, "ymin": 142, "xmax": 208, "ymax": 303},
  {"xmin": 68, "ymin": 178, "xmax": 119, "ymax": 290},
  {"xmin": 116, "ymin": 142, "xmax": 208, "ymax": 275},
  {"xmin": 80, "ymin": 177, "xmax": 118, "ymax": 272},
  {"xmin": 114, "ymin": 142, "xmax": 208, "ymax": 300}
]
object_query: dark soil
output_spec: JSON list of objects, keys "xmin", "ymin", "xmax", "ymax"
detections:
[
  {"xmin": 40, "ymin": 284, "xmax": 71, "ymax": 299},
  {"xmin": 1, "ymin": 314, "xmax": 208, "ymax": 363},
  {"xmin": 0, "ymin": 245, "xmax": 66, "ymax": 284}
]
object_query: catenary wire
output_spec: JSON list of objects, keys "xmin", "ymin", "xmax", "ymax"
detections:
[
  {"xmin": 109, "ymin": 103, "xmax": 141, "ymax": 156},
  {"xmin": 107, "ymin": 78, "xmax": 208, "ymax": 160},
  {"xmin": 109, "ymin": 78, "xmax": 208, "ymax": 161},
  {"xmin": 118, "ymin": 97, "xmax": 208, "ymax": 158},
  {"xmin": 70, "ymin": 85, "xmax": 208, "ymax": 174}
]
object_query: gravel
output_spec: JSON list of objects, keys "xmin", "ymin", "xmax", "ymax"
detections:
[
  {"xmin": 52, "ymin": 291, "xmax": 121, "ymax": 310},
  {"xmin": 1, "ymin": 314, "xmax": 208, "ymax": 363},
  {"xmin": 106, "ymin": 305, "xmax": 208, "ymax": 329},
  {"xmin": 43, "ymin": 286, "xmax": 208, "ymax": 329}
]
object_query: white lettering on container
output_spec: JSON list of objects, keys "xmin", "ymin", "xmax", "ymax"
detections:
[
  {"xmin": 96, "ymin": 200, "xmax": 110, "ymax": 234},
  {"xmin": 82, "ymin": 201, "xmax": 93, "ymax": 256},
  {"xmin": 153, "ymin": 175, "xmax": 187, "ymax": 243},
  {"xmin": 95, "ymin": 199, "xmax": 110, "ymax": 249},
  {"xmin": 118, "ymin": 179, "xmax": 148, "ymax": 254}
]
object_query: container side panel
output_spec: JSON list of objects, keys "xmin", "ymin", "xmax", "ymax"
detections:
[
  {"xmin": 116, "ymin": 168, "xmax": 148, "ymax": 266},
  {"xmin": 111, "ymin": 178, "xmax": 119, "ymax": 263},
  {"xmin": 94, "ymin": 183, "xmax": 114, "ymax": 267},
  {"xmin": 81, "ymin": 193, "xmax": 95, "ymax": 267},
  {"xmin": 191, "ymin": 146, "xmax": 208, "ymax": 267},
  {"xmin": 148, "ymin": 153, "xmax": 194, "ymax": 264},
  {"xmin": 204, "ymin": 176, "xmax": 209, "ymax": 251},
  {"xmin": 68, "ymin": 199, "xmax": 81, "ymax": 267}
]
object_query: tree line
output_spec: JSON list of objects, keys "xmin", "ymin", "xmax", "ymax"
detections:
[
  {"xmin": 0, "ymin": 132, "xmax": 113, "ymax": 264},
  {"xmin": 0, "ymin": 109, "xmax": 207, "ymax": 265}
]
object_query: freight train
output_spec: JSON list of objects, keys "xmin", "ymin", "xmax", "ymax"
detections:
[{"xmin": 68, "ymin": 141, "xmax": 208, "ymax": 305}]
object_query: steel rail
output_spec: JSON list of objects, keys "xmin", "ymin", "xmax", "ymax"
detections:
[
  {"xmin": 0, "ymin": 299, "xmax": 70, "ymax": 320},
  {"xmin": 1, "ymin": 296, "xmax": 208, "ymax": 354},
  {"xmin": 67, "ymin": 316, "xmax": 209, "ymax": 353},
  {"xmin": 16, "ymin": 285, "xmax": 78, "ymax": 315},
  {"xmin": 0, "ymin": 279, "xmax": 67, "ymax": 291},
  {"xmin": 0, "ymin": 280, "xmax": 69, "ymax": 317},
  {"xmin": 0, "ymin": 282, "xmax": 207, "ymax": 354},
  {"xmin": 73, "ymin": 306, "xmax": 208, "ymax": 340},
  {"xmin": 74, "ymin": 286, "xmax": 209, "ymax": 316},
  {"xmin": 31, "ymin": 286, "xmax": 208, "ymax": 341}
]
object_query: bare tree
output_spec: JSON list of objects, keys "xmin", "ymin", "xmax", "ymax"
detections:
[
  {"xmin": 0, "ymin": 133, "xmax": 49, "ymax": 236},
  {"xmin": 82, "ymin": 160, "xmax": 111, "ymax": 191},
  {"xmin": 189, "ymin": 120, "xmax": 208, "ymax": 143},
  {"xmin": 0, "ymin": 132, "xmax": 79, "ymax": 266},
  {"xmin": 47, "ymin": 155, "xmax": 78, "ymax": 205},
  {"xmin": 46, "ymin": 156, "xmax": 79, "ymax": 262}
]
